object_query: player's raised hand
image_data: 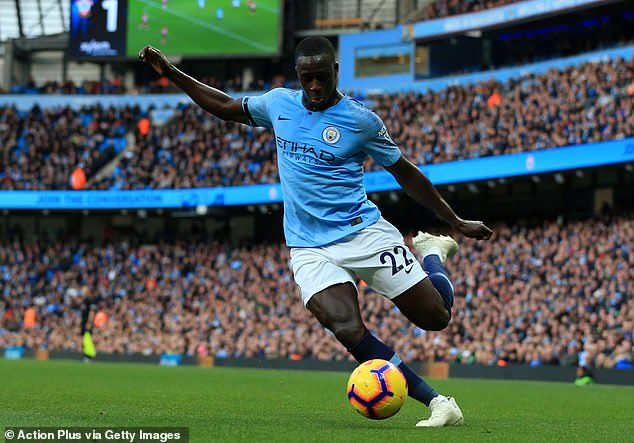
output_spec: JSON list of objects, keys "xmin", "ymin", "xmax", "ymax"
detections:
[
  {"xmin": 138, "ymin": 45, "xmax": 169, "ymax": 75},
  {"xmin": 455, "ymin": 219, "xmax": 493, "ymax": 240}
]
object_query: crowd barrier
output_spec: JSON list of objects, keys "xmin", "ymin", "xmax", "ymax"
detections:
[
  {"xmin": 5, "ymin": 348, "xmax": 633, "ymax": 386},
  {"xmin": 1, "ymin": 137, "xmax": 632, "ymax": 209}
]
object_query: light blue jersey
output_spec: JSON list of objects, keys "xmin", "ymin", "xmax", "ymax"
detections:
[{"xmin": 242, "ymin": 89, "xmax": 401, "ymax": 247}]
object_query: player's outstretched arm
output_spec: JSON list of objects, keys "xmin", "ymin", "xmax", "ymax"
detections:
[
  {"xmin": 385, "ymin": 156, "xmax": 493, "ymax": 240},
  {"xmin": 138, "ymin": 45, "xmax": 249, "ymax": 124}
]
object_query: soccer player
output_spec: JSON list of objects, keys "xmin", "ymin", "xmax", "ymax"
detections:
[
  {"xmin": 139, "ymin": 12, "xmax": 149, "ymax": 30},
  {"xmin": 139, "ymin": 37, "xmax": 493, "ymax": 427},
  {"xmin": 160, "ymin": 26, "xmax": 169, "ymax": 45},
  {"xmin": 80, "ymin": 286, "xmax": 98, "ymax": 362}
]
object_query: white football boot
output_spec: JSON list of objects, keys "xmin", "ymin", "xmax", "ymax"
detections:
[
  {"xmin": 412, "ymin": 232, "xmax": 458, "ymax": 262},
  {"xmin": 416, "ymin": 395, "xmax": 464, "ymax": 427}
]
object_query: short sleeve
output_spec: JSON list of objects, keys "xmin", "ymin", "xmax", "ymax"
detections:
[
  {"xmin": 242, "ymin": 90, "xmax": 276, "ymax": 128},
  {"xmin": 363, "ymin": 112, "xmax": 401, "ymax": 167}
]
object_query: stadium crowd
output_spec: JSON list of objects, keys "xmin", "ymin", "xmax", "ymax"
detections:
[
  {"xmin": 6, "ymin": 74, "xmax": 293, "ymax": 96},
  {"xmin": 3, "ymin": 56, "xmax": 633, "ymax": 190},
  {"xmin": 97, "ymin": 56, "xmax": 634, "ymax": 189},
  {"xmin": 1, "ymin": 215, "xmax": 632, "ymax": 370},
  {"xmin": 1, "ymin": 104, "xmax": 142, "ymax": 190},
  {"xmin": 416, "ymin": 0, "xmax": 522, "ymax": 21},
  {"xmin": 369, "ymin": 57, "xmax": 634, "ymax": 166}
]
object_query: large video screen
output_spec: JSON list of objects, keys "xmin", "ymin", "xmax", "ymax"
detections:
[
  {"xmin": 70, "ymin": 0, "xmax": 128, "ymax": 57},
  {"xmin": 70, "ymin": 0, "xmax": 281, "ymax": 59},
  {"xmin": 127, "ymin": 0, "xmax": 280, "ymax": 57}
]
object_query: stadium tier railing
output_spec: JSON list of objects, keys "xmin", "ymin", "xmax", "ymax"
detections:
[{"xmin": 1, "ymin": 137, "xmax": 632, "ymax": 210}]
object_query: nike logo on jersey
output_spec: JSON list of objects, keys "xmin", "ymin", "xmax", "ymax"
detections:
[
  {"xmin": 404, "ymin": 264, "xmax": 414, "ymax": 274},
  {"xmin": 278, "ymin": 115, "xmax": 290, "ymax": 121}
]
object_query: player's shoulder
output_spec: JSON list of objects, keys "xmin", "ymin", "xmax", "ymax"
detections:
[
  {"xmin": 341, "ymin": 95, "xmax": 382, "ymax": 130},
  {"xmin": 342, "ymin": 95, "xmax": 371, "ymax": 114},
  {"xmin": 261, "ymin": 87, "xmax": 299, "ymax": 101}
]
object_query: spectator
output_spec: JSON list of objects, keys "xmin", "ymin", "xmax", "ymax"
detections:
[
  {"xmin": 420, "ymin": 1, "xmax": 523, "ymax": 21},
  {"xmin": 1, "ymin": 104, "xmax": 141, "ymax": 190},
  {"xmin": 0, "ymin": 215, "xmax": 631, "ymax": 368},
  {"xmin": 95, "ymin": 56, "xmax": 634, "ymax": 190},
  {"xmin": 3, "ymin": 57, "xmax": 634, "ymax": 191}
]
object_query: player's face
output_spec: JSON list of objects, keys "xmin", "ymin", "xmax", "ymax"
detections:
[{"xmin": 296, "ymin": 55, "xmax": 339, "ymax": 111}]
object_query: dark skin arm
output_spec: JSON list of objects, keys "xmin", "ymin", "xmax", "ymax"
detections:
[
  {"xmin": 385, "ymin": 156, "xmax": 493, "ymax": 240},
  {"xmin": 138, "ymin": 45, "xmax": 248, "ymax": 124}
]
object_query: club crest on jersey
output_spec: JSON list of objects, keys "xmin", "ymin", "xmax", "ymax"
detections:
[
  {"xmin": 378, "ymin": 125, "xmax": 393, "ymax": 143},
  {"xmin": 322, "ymin": 126, "xmax": 341, "ymax": 144}
]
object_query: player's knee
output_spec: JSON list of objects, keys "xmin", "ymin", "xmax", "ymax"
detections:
[
  {"xmin": 409, "ymin": 304, "xmax": 450, "ymax": 331},
  {"xmin": 331, "ymin": 321, "xmax": 366, "ymax": 350},
  {"xmin": 424, "ymin": 307, "xmax": 451, "ymax": 331}
]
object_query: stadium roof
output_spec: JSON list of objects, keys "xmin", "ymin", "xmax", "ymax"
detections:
[{"xmin": 0, "ymin": 0, "xmax": 68, "ymax": 41}]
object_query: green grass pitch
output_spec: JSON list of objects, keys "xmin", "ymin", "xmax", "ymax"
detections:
[
  {"xmin": 127, "ymin": 0, "xmax": 279, "ymax": 57},
  {"xmin": 1, "ymin": 359, "xmax": 633, "ymax": 442}
]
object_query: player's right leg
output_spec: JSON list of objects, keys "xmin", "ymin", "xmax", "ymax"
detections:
[{"xmin": 304, "ymin": 282, "xmax": 366, "ymax": 350}]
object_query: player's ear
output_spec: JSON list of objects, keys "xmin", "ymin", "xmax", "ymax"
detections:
[{"xmin": 334, "ymin": 62, "xmax": 339, "ymax": 75}]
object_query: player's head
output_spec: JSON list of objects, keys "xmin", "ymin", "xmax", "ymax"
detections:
[{"xmin": 295, "ymin": 37, "xmax": 339, "ymax": 111}]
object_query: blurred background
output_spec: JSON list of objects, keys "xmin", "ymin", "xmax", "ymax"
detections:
[{"xmin": 0, "ymin": 0, "xmax": 632, "ymax": 380}]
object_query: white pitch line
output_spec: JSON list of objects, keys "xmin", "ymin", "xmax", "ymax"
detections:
[
  {"xmin": 254, "ymin": 2, "xmax": 280, "ymax": 14},
  {"xmin": 137, "ymin": 0, "xmax": 274, "ymax": 52}
]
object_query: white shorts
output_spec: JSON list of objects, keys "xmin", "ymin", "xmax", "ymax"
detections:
[{"xmin": 289, "ymin": 217, "xmax": 426, "ymax": 305}]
